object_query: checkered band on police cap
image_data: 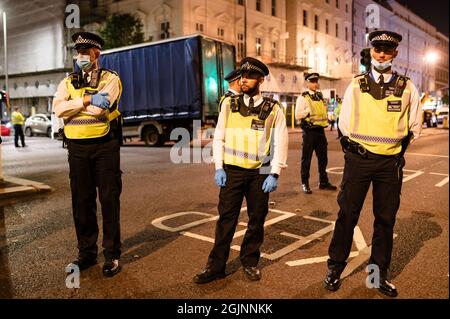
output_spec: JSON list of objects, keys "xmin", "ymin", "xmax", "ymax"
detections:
[{"xmin": 75, "ymin": 35, "xmax": 102, "ymax": 49}]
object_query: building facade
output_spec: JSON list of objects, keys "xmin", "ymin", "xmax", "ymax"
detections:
[
  {"xmin": 0, "ymin": 0, "xmax": 69, "ymax": 116},
  {"xmin": 286, "ymin": 0, "xmax": 353, "ymax": 99},
  {"xmin": 1, "ymin": 0, "xmax": 448, "ymax": 120}
]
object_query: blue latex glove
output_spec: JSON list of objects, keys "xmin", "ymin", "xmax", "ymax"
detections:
[
  {"xmin": 90, "ymin": 92, "xmax": 110, "ymax": 109},
  {"xmin": 215, "ymin": 169, "xmax": 227, "ymax": 187},
  {"xmin": 262, "ymin": 175, "xmax": 278, "ymax": 193}
]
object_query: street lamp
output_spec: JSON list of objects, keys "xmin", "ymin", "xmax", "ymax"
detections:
[
  {"xmin": 422, "ymin": 51, "xmax": 439, "ymax": 93},
  {"xmin": 1, "ymin": 10, "xmax": 7, "ymax": 99},
  {"xmin": 0, "ymin": 8, "xmax": 6, "ymax": 182}
]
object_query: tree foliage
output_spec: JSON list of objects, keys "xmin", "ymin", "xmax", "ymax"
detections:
[{"xmin": 99, "ymin": 13, "xmax": 145, "ymax": 49}]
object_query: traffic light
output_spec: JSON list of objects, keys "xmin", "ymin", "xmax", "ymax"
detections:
[{"xmin": 360, "ymin": 48, "xmax": 371, "ymax": 73}]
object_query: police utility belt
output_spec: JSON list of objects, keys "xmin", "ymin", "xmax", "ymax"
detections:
[
  {"xmin": 340, "ymin": 135, "xmax": 411, "ymax": 170},
  {"xmin": 340, "ymin": 136, "xmax": 394, "ymax": 159}
]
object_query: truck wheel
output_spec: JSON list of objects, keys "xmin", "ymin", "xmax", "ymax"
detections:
[
  {"xmin": 25, "ymin": 127, "xmax": 33, "ymax": 137},
  {"xmin": 47, "ymin": 127, "xmax": 52, "ymax": 137},
  {"xmin": 142, "ymin": 126, "xmax": 162, "ymax": 146}
]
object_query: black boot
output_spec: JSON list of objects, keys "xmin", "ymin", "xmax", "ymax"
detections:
[
  {"xmin": 319, "ymin": 182, "xmax": 337, "ymax": 191},
  {"xmin": 302, "ymin": 183, "xmax": 312, "ymax": 194},
  {"xmin": 193, "ymin": 266, "xmax": 226, "ymax": 284},
  {"xmin": 378, "ymin": 278, "xmax": 398, "ymax": 297},
  {"xmin": 323, "ymin": 269, "xmax": 341, "ymax": 291}
]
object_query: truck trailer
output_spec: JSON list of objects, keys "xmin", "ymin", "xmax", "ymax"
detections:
[{"xmin": 99, "ymin": 34, "xmax": 236, "ymax": 146}]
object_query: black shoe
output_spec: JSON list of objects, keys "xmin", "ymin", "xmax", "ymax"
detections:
[
  {"xmin": 378, "ymin": 278, "xmax": 398, "ymax": 297},
  {"xmin": 302, "ymin": 184, "xmax": 312, "ymax": 194},
  {"xmin": 102, "ymin": 259, "xmax": 121, "ymax": 277},
  {"xmin": 243, "ymin": 266, "xmax": 261, "ymax": 281},
  {"xmin": 323, "ymin": 269, "xmax": 341, "ymax": 292},
  {"xmin": 70, "ymin": 258, "xmax": 97, "ymax": 271},
  {"xmin": 193, "ymin": 267, "xmax": 226, "ymax": 284},
  {"xmin": 319, "ymin": 182, "xmax": 337, "ymax": 191}
]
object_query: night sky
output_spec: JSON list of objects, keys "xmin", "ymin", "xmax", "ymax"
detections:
[{"xmin": 395, "ymin": 0, "xmax": 449, "ymax": 36}]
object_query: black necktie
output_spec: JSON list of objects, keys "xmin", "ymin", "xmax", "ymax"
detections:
[
  {"xmin": 249, "ymin": 97, "xmax": 254, "ymax": 108},
  {"xmin": 378, "ymin": 74, "xmax": 384, "ymax": 85}
]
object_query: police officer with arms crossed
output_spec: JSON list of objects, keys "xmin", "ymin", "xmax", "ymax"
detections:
[
  {"xmin": 218, "ymin": 69, "xmax": 242, "ymax": 112},
  {"xmin": 53, "ymin": 32, "xmax": 123, "ymax": 277},
  {"xmin": 194, "ymin": 57, "xmax": 288, "ymax": 284},
  {"xmin": 295, "ymin": 72, "xmax": 337, "ymax": 194},
  {"xmin": 323, "ymin": 30, "xmax": 422, "ymax": 297}
]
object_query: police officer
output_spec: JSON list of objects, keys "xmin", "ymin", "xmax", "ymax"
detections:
[
  {"xmin": 218, "ymin": 69, "xmax": 241, "ymax": 112},
  {"xmin": 11, "ymin": 107, "xmax": 26, "ymax": 148},
  {"xmin": 224, "ymin": 68, "xmax": 242, "ymax": 96},
  {"xmin": 53, "ymin": 32, "xmax": 123, "ymax": 277},
  {"xmin": 194, "ymin": 57, "xmax": 288, "ymax": 284},
  {"xmin": 295, "ymin": 72, "xmax": 337, "ymax": 194},
  {"xmin": 323, "ymin": 30, "xmax": 422, "ymax": 297}
]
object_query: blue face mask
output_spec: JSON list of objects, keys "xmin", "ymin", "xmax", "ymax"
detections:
[
  {"xmin": 76, "ymin": 55, "xmax": 93, "ymax": 71},
  {"xmin": 371, "ymin": 58, "xmax": 392, "ymax": 71}
]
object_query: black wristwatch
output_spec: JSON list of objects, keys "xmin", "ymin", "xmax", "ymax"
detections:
[{"xmin": 270, "ymin": 173, "xmax": 279, "ymax": 179}]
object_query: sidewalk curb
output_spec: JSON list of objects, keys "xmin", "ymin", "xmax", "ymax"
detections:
[{"xmin": 0, "ymin": 176, "xmax": 53, "ymax": 204}]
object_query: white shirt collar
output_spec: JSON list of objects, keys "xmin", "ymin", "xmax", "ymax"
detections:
[
  {"xmin": 371, "ymin": 67, "xmax": 393, "ymax": 83},
  {"xmin": 228, "ymin": 88, "xmax": 240, "ymax": 95},
  {"xmin": 243, "ymin": 93, "xmax": 263, "ymax": 107}
]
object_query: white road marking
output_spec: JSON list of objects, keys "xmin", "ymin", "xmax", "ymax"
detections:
[
  {"xmin": 151, "ymin": 211, "xmax": 218, "ymax": 232},
  {"xmin": 407, "ymin": 152, "xmax": 448, "ymax": 158},
  {"xmin": 429, "ymin": 173, "xmax": 449, "ymax": 187},
  {"xmin": 402, "ymin": 169, "xmax": 425, "ymax": 182},
  {"xmin": 181, "ymin": 231, "xmax": 215, "ymax": 243}
]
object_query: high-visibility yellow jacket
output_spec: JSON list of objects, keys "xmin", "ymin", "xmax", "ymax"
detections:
[
  {"xmin": 348, "ymin": 73, "xmax": 411, "ymax": 155},
  {"xmin": 223, "ymin": 96, "xmax": 279, "ymax": 169},
  {"xmin": 302, "ymin": 92, "xmax": 329, "ymax": 127},
  {"xmin": 11, "ymin": 111, "xmax": 25, "ymax": 125},
  {"xmin": 63, "ymin": 69, "xmax": 122, "ymax": 139}
]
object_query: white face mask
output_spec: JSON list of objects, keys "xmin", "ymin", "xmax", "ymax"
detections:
[
  {"xmin": 371, "ymin": 58, "xmax": 392, "ymax": 71},
  {"xmin": 76, "ymin": 54, "xmax": 93, "ymax": 71}
]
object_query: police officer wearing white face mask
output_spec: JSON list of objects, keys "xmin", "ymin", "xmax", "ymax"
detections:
[
  {"xmin": 53, "ymin": 32, "xmax": 123, "ymax": 277},
  {"xmin": 323, "ymin": 30, "xmax": 422, "ymax": 297}
]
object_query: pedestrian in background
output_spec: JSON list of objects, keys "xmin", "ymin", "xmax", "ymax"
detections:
[
  {"xmin": 11, "ymin": 107, "xmax": 26, "ymax": 148},
  {"xmin": 323, "ymin": 30, "xmax": 422, "ymax": 297}
]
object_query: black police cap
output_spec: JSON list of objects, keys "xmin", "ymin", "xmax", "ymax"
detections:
[
  {"xmin": 304, "ymin": 72, "xmax": 320, "ymax": 81},
  {"xmin": 240, "ymin": 57, "xmax": 269, "ymax": 76},
  {"xmin": 369, "ymin": 30, "xmax": 402, "ymax": 48},
  {"xmin": 72, "ymin": 32, "xmax": 104, "ymax": 50},
  {"xmin": 224, "ymin": 69, "xmax": 241, "ymax": 82}
]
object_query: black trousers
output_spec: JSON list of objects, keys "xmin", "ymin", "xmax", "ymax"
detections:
[
  {"xmin": 14, "ymin": 125, "xmax": 25, "ymax": 147},
  {"xmin": 68, "ymin": 137, "xmax": 122, "ymax": 261},
  {"xmin": 336, "ymin": 118, "xmax": 343, "ymax": 138},
  {"xmin": 327, "ymin": 151, "xmax": 403, "ymax": 278},
  {"xmin": 301, "ymin": 127, "xmax": 329, "ymax": 185},
  {"xmin": 208, "ymin": 165, "xmax": 269, "ymax": 272}
]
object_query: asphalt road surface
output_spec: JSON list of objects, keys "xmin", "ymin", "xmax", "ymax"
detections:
[{"xmin": 0, "ymin": 127, "xmax": 448, "ymax": 299}]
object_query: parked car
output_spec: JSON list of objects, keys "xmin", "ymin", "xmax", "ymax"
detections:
[
  {"xmin": 436, "ymin": 104, "xmax": 449, "ymax": 125},
  {"xmin": 24, "ymin": 114, "xmax": 52, "ymax": 137},
  {"xmin": 1, "ymin": 120, "xmax": 11, "ymax": 136}
]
